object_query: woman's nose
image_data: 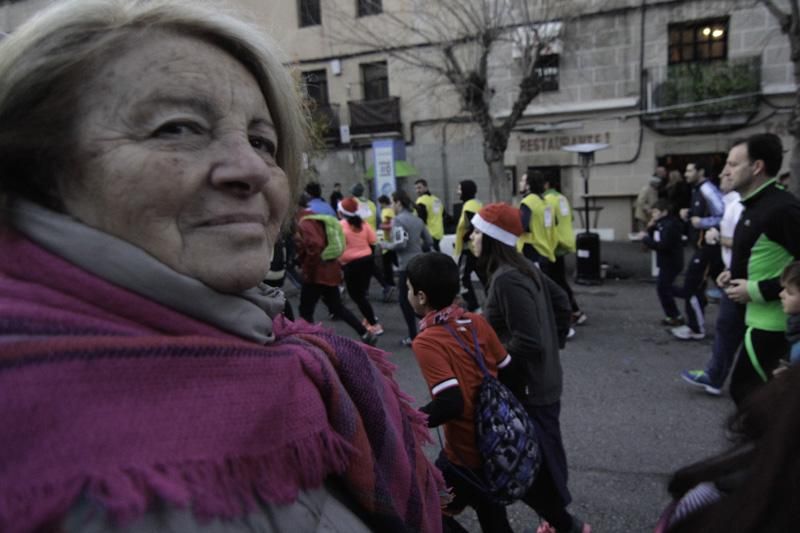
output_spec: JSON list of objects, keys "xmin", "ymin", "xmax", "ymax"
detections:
[{"xmin": 209, "ymin": 135, "xmax": 271, "ymax": 196}]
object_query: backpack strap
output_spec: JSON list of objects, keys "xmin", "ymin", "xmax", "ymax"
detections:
[{"xmin": 442, "ymin": 322, "xmax": 489, "ymax": 376}]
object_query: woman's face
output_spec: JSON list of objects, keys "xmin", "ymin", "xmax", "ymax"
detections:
[
  {"xmin": 470, "ymin": 228, "xmax": 483, "ymax": 257},
  {"xmin": 61, "ymin": 33, "xmax": 290, "ymax": 293}
]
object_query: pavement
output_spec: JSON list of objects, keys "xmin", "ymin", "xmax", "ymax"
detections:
[{"xmin": 284, "ymin": 241, "xmax": 734, "ymax": 532}]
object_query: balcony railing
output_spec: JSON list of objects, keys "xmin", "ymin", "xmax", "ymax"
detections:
[
  {"xmin": 645, "ymin": 57, "xmax": 761, "ymax": 134},
  {"xmin": 347, "ymin": 97, "xmax": 402, "ymax": 136}
]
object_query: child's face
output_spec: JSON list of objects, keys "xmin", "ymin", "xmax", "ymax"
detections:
[
  {"xmin": 780, "ymin": 283, "xmax": 800, "ymax": 315},
  {"xmin": 407, "ymin": 279, "xmax": 427, "ymax": 316},
  {"xmin": 651, "ymin": 208, "xmax": 666, "ymax": 220}
]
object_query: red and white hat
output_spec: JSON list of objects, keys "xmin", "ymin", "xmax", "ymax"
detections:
[
  {"xmin": 471, "ymin": 203, "xmax": 523, "ymax": 247},
  {"xmin": 338, "ymin": 196, "xmax": 359, "ymax": 217}
]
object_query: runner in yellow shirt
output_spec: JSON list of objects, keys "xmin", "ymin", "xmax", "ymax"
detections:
[
  {"xmin": 414, "ymin": 178, "xmax": 444, "ymax": 252},
  {"xmin": 543, "ymin": 180, "xmax": 587, "ymax": 325},
  {"xmin": 517, "ymin": 171, "xmax": 558, "ymax": 268}
]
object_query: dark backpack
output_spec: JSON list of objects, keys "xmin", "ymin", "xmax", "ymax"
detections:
[{"xmin": 443, "ymin": 323, "xmax": 540, "ymax": 505}]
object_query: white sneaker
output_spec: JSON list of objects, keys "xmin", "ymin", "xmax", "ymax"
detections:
[
  {"xmin": 671, "ymin": 325, "xmax": 705, "ymax": 340},
  {"xmin": 566, "ymin": 327, "xmax": 576, "ymax": 340}
]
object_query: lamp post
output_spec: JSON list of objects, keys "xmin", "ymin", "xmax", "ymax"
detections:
[{"xmin": 561, "ymin": 143, "xmax": 609, "ymax": 284}]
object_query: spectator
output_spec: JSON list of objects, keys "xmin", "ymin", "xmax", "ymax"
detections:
[
  {"xmin": 634, "ymin": 167, "xmax": 665, "ymax": 232},
  {"xmin": 664, "ymin": 169, "xmax": 692, "ymax": 214},
  {"xmin": 0, "ymin": 1, "xmax": 441, "ymax": 530}
]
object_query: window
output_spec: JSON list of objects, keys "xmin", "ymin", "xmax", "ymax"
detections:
[
  {"xmin": 361, "ymin": 61, "xmax": 389, "ymax": 100},
  {"xmin": 357, "ymin": 0, "xmax": 382, "ymax": 17},
  {"xmin": 298, "ymin": 0, "xmax": 321, "ymax": 27},
  {"xmin": 301, "ymin": 69, "xmax": 329, "ymax": 107},
  {"xmin": 534, "ymin": 54, "xmax": 559, "ymax": 92},
  {"xmin": 668, "ymin": 18, "xmax": 728, "ymax": 64}
]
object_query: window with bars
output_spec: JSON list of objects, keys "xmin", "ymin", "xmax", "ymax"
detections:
[
  {"xmin": 301, "ymin": 69, "xmax": 329, "ymax": 106},
  {"xmin": 534, "ymin": 54, "xmax": 559, "ymax": 92},
  {"xmin": 298, "ymin": 0, "xmax": 321, "ymax": 27},
  {"xmin": 668, "ymin": 18, "xmax": 728, "ymax": 64},
  {"xmin": 357, "ymin": 0, "xmax": 382, "ymax": 17},
  {"xmin": 361, "ymin": 61, "xmax": 389, "ymax": 100}
]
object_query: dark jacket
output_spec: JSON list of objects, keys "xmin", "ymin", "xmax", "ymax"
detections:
[
  {"xmin": 484, "ymin": 264, "xmax": 570, "ymax": 406},
  {"xmin": 642, "ymin": 214, "xmax": 684, "ymax": 273}
]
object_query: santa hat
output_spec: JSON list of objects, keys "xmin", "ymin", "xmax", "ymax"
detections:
[
  {"xmin": 338, "ymin": 196, "xmax": 359, "ymax": 217},
  {"xmin": 471, "ymin": 203, "xmax": 523, "ymax": 247}
]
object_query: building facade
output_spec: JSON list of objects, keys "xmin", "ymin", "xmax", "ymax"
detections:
[{"xmin": 1, "ymin": 0, "xmax": 796, "ymax": 239}]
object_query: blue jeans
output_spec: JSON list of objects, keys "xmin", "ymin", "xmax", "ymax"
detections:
[{"xmin": 704, "ymin": 290, "xmax": 746, "ymax": 387}]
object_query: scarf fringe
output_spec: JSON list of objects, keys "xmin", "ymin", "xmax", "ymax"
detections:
[{"xmin": 1, "ymin": 428, "xmax": 354, "ymax": 533}]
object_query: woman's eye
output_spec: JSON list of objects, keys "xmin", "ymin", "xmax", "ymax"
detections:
[
  {"xmin": 250, "ymin": 136, "xmax": 277, "ymax": 156},
  {"xmin": 153, "ymin": 121, "xmax": 203, "ymax": 137}
]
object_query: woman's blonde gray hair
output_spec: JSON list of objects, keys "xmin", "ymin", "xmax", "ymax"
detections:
[{"xmin": 0, "ymin": 0, "xmax": 308, "ymax": 210}]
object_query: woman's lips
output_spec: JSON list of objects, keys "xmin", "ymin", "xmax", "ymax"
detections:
[{"xmin": 199, "ymin": 213, "xmax": 267, "ymax": 227}]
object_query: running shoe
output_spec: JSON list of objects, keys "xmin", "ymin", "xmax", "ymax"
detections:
[{"xmin": 680, "ymin": 369, "xmax": 722, "ymax": 396}]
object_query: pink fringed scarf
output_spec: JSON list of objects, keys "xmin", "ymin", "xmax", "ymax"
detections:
[{"xmin": 0, "ymin": 230, "xmax": 443, "ymax": 532}]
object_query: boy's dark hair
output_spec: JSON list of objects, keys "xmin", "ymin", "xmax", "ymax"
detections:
[
  {"xmin": 406, "ymin": 253, "xmax": 460, "ymax": 310},
  {"xmin": 653, "ymin": 198, "xmax": 672, "ymax": 213},
  {"xmin": 304, "ymin": 182, "xmax": 322, "ymax": 198},
  {"xmin": 781, "ymin": 261, "xmax": 800, "ymax": 289},
  {"xmin": 414, "ymin": 178, "xmax": 428, "ymax": 187},
  {"xmin": 377, "ymin": 194, "xmax": 391, "ymax": 205},
  {"xmin": 736, "ymin": 133, "xmax": 784, "ymax": 178}
]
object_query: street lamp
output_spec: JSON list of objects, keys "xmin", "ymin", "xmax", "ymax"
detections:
[{"xmin": 561, "ymin": 142, "xmax": 609, "ymax": 285}]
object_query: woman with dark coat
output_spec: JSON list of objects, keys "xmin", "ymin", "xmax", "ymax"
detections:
[{"xmin": 470, "ymin": 203, "xmax": 590, "ymax": 533}]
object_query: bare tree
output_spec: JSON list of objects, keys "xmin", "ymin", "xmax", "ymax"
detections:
[
  {"xmin": 761, "ymin": 0, "xmax": 800, "ymax": 194},
  {"xmin": 328, "ymin": 0, "xmax": 570, "ymax": 201}
]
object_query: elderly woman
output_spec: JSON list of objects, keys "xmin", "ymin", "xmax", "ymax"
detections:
[{"xmin": 0, "ymin": 1, "xmax": 442, "ymax": 532}]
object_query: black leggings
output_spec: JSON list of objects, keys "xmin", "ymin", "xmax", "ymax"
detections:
[
  {"xmin": 729, "ymin": 328, "xmax": 788, "ymax": 406},
  {"xmin": 343, "ymin": 256, "xmax": 377, "ymax": 325},
  {"xmin": 459, "ymin": 251, "xmax": 486, "ymax": 312},
  {"xmin": 397, "ymin": 271, "xmax": 418, "ymax": 339},
  {"xmin": 299, "ymin": 283, "xmax": 366, "ymax": 336},
  {"xmin": 541, "ymin": 255, "xmax": 580, "ymax": 313}
]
